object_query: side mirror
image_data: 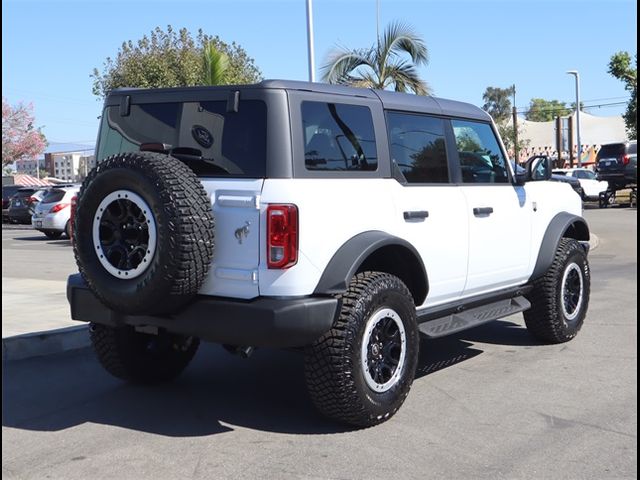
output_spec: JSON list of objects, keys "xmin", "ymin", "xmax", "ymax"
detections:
[{"xmin": 525, "ymin": 155, "xmax": 552, "ymax": 182}]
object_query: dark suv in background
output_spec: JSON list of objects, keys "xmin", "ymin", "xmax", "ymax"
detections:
[
  {"xmin": 596, "ymin": 141, "xmax": 637, "ymax": 189},
  {"xmin": 7, "ymin": 187, "xmax": 47, "ymax": 224},
  {"xmin": 2, "ymin": 185, "xmax": 24, "ymax": 222}
]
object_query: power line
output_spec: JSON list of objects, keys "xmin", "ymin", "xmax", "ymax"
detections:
[{"xmin": 515, "ymin": 101, "xmax": 627, "ymax": 115}]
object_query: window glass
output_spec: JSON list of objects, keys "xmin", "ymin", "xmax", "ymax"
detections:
[
  {"xmin": 41, "ymin": 189, "xmax": 66, "ymax": 203},
  {"xmin": 387, "ymin": 112, "xmax": 448, "ymax": 183},
  {"xmin": 96, "ymin": 100, "xmax": 267, "ymax": 177},
  {"xmin": 575, "ymin": 170, "xmax": 595, "ymax": 179},
  {"xmin": 302, "ymin": 101, "xmax": 377, "ymax": 171},
  {"xmin": 452, "ymin": 120, "xmax": 509, "ymax": 183}
]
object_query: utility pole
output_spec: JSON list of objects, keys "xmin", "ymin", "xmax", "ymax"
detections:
[
  {"xmin": 555, "ymin": 116, "xmax": 562, "ymax": 168},
  {"xmin": 568, "ymin": 115, "xmax": 574, "ymax": 168},
  {"xmin": 305, "ymin": 0, "xmax": 316, "ymax": 82},
  {"xmin": 567, "ymin": 71, "xmax": 582, "ymax": 166},
  {"xmin": 511, "ymin": 85, "xmax": 518, "ymax": 164},
  {"xmin": 512, "ymin": 106, "xmax": 519, "ymax": 164}
]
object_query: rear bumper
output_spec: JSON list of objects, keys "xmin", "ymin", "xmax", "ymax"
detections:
[
  {"xmin": 66, "ymin": 274, "xmax": 338, "ymax": 348},
  {"xmin": 32, "ymin": 212, "xmax": 67, "ymax": 231},
  {"xmin": 8, "ymin": 208, "xmax": 33, "ymax": 224}
]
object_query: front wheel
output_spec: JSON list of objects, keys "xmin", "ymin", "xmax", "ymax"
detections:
[
  {"xmin": 90, "ymin": 323, "xmax": 199, "ymax": 383},
  {"xmin": 304, "ymin": 272, "xmax": 419, "ymax": 427},
  {"xmin": 524, "ymin": 238, "xmax": 590, "ymax": 343}
]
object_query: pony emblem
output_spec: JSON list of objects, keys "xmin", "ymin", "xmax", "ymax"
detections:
[{"xmin": 234, "ymin": 221, "xmax": 251, "ymax": 244}]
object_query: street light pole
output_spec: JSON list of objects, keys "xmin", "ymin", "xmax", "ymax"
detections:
[
  {"xmin": 567, "ymin": 70, "xmax": 581, "ymax": 167},
  {"xmin": 305, "ymin": 0, "xmax": 316, "ymax": 82}
]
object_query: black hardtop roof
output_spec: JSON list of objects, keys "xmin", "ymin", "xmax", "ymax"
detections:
[{"xmin": 108, "ymin": 79, "xmax": 490, "ymax": 122}]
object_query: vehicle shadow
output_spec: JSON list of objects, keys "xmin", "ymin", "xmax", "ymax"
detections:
[
  {"xmin": 2, "ymin": 320, "xmax": 536, "ymax": 437},
  {"xmin": 12, "ymin": 235, "xmax": 71, "ymax": 245}
]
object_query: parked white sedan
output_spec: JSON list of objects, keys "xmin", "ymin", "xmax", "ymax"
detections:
[
  {"xmin": 32, "ymin": 185, "xmax": 80, "ymax": 239},
  {"xmin": 552, "ymin": 168, "xmax": 609, "ymax": 201}
]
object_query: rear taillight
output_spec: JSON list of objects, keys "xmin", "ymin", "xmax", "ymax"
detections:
[
  {"xmin": 49, "ymin": 203, "xmax": 69, "ymax": 213},
  {"xmin": 70, "ymin": 195, "xmax": 78, "ymax": 244},
  {"xmin": 267, "ymin": 204, "xmax": 298, "ymax": 269},
  {"xmin": 622, "ymin": 154, "xmax": 631, "ymax": 165}
]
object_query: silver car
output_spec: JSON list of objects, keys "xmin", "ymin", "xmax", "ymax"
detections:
[{"xmin": 32, "ymin": 186, "xmax": 80, "ymax": 239}]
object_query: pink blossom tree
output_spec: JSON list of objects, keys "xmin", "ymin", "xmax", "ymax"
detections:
[{"xmin": 2, "ymin": 97, "xmax": 47, "ymax": 167}]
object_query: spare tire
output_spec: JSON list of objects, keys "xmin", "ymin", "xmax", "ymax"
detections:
[{"xmin": 73, "ymin": 152, "xmax": 214, "ymax": 315}]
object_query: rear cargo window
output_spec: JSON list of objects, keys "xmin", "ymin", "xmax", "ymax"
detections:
[
  {"xmin": 96, "ymin": 100, "xmax": 267, "ymax": 177},
  {"xmin": 302, "ymin": 101, "xmax": 377, "ymax": 171},
  {"xmin": 597, "ymin": 144, "xmax": 625, "ymax": 158},
  {"xmin": 41, "ymin": 189, "xmax": 66, "ymax": 203}
]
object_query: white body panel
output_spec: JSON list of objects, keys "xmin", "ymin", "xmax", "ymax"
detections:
[
  {"xmin": 390, "ymin": 184, "xmax": 468, "ymax": 307},
  {"xmin": 460, "ymin": 185, "xmax": 532, "ymax": 295},
  {"xmin": 196, "ymin": 176, "xmax": 583, "ymax": 306},
  {"xmin": 198, "ymin": 179, "xmax": 263, "ymax": 299},
  {"xmin": 523, "ymin": 180, "xmax": 584, "ymax": 266}
]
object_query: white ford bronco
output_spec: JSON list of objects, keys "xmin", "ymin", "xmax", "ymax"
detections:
[{"xmin": 68, "ymin": 80, "xmax": 590, "ymax": 427}]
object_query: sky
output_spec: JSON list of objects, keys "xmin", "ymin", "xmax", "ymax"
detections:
[{"xmin": 2, "ymin": 0, "xmax": 637, "ymax": 145}]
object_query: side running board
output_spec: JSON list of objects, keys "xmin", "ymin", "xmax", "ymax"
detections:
[{"xmin": 418, "ymin": 296, "xmax": 531, "ymax": 339}]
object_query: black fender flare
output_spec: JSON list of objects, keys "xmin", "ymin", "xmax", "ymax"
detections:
[
  {"xmin": 313, "ymin": 231, "xmax": 428, "ymax": 302},
  {"xmin": 530, "ymin": 212, "xmax": 590, "ymax": 281}
]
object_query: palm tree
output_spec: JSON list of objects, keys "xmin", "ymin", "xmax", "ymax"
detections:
[
  {"xmin": 321, "ymin": 21, "xmax": 430, "ymax": 95},
  {"xmin": 202, "ymin": 42, "xmax": 229, "ymax": 85}
]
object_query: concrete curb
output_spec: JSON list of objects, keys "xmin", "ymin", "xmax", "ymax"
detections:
[
  {"xmin": 2, "ymin": 325, "xmax": 89, "ymax": 362},
  {"xmin": 1, "ymin": 232, "xmax": 602, "ymax": 362}
]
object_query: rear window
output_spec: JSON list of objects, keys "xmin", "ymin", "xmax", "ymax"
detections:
[
  {"xmin": 628, "ymin": 142, "xmax": 637, "ymax": 155},
  {"xmin": 387, "ymin": 112, "xmax": 449, "ymax": 183},
  {"xmin": 302, "ymin": 101, "xmax": 377, "ymax": 171},
  {"xmin": 14, "ymin": 188, "xmax": 37, "ymax": 198},
  {"xmin": 96, "ymin": 100, "xmax": 268, "ymax": 177},
  {"xmin": 575, "ymin": 170, "xmax": 596, "ymax": 180},
  {"xmin": 41, "ymin": 189, "xmax": 66, "ymax": 203},
  {"xmin": 597, "ymin": 144, "xmax": 626, "ymax": 158}
]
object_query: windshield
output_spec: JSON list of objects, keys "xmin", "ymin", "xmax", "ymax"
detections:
[{"xmin": 575, "ymin": 169, "xmax": 596, "ymax": 180}]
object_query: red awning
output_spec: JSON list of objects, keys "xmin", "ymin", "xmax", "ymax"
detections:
[{"xmin": 12, "ymin": 174, "xmax": 54, "ymax": 186}]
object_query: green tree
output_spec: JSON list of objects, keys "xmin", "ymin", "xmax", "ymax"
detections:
[
  {"xmin": 322, "ymin": 21, "xmax": 431, "ymax": 95},
  {"xmin": 203, "ymin": 42, "xmax": 229, "ymax": 86},
  {"xmin": 608, "ymin": 51, "xmax": 637, "ymax": 139},
  {"xmin": 480, "ymin": 86, "xmax": 528, "ymax": 158},
  {"xmin": 525, "ymin": 98, "xmax": 572, "ymax": 122},
  {"xmin": 482, "ymin": 85, "xmax": 515, "ymax": 123},
  {"xmin": 91, "ymin": 26, "xmax": 262, "ymax": 98},
  {"xmin": 497, "ymin": 122, "xmax": 529, "ymax": 158}
]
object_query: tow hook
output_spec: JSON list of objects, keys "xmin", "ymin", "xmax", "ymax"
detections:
[{"xmin": 222, "ymin": 344, "xmax": 255, "ymax": 358}]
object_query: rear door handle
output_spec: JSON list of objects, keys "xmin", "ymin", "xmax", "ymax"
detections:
[
  {"xmin": 403, "ymin": 210, "xmax": 429, "ymax": 221},
  {"xmin": 473, "ymin": 207, "xmax": 494, "ymax": 216}
]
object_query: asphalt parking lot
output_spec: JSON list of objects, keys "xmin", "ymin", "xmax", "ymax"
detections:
[{"xmin": 2, "ymin": 207, "xmax": 637, "ymax": 480}]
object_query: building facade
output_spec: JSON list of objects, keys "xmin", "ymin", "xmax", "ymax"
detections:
[
  {"xmin": 15, "ymin": 158, "xmax": 45, "ymax": 177},
  {"xmin": 44, "ymin": 151, "xmax": 95, "ymax": 182}
]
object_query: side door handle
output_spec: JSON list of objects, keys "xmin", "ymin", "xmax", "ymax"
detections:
[
  {"xmin": 403, "ymin": 210, "xmax": 429, "ymax": 221},
  {"xmin": 473, "ymin": 207, "xmax": 494, "ymax": 216}
]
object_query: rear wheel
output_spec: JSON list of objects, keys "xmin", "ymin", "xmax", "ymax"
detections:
[
  {"xmin": 90, "ymin": 323, "xmax": 199, "ymax": 383},
  {"xmin": 304, "ymin": 272, "xmax": 419, "ymax": 427},
  {"xmin": 65, "ymin": 220, "xmax": 71, "ymax": 239}
]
